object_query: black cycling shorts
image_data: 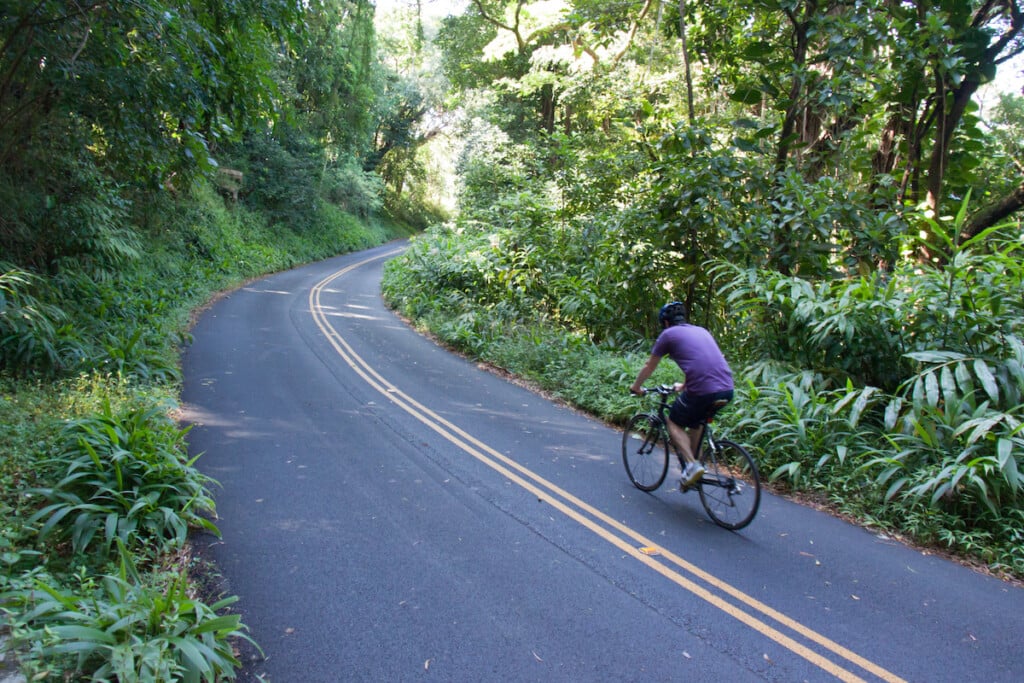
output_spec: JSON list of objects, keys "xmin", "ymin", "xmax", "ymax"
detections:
[{"xmin": 670, "ymin": 390, "xmax": 734, "ymax": 429}]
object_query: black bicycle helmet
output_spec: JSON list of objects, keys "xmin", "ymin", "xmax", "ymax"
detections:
[{"xmin": 658, "ymin": 301, "xmax": 688, "ymax": 326}]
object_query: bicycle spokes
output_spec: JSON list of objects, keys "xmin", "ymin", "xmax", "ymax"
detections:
[
  {"xmin": 698, "ymin": 440, "xmax": 761, "ymax": 530},
  {"xmin": 622, "ymin": 414, "xmax": 669, "ymax": 492}
]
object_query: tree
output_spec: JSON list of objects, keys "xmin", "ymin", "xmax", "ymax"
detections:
[
  {"xmin": 965, "ymin": 92, "xmax": 1024, "ymax": 234},
  {"xmin": 291, "ymin": 0, "xmax": 379, "ymax": 158},
  {"xmin": 682, "ymin": 0, "xmax": 1024, "ymax": 263},
  {"xmin": 0, "ymin": 0, "xmax": 308, "ymax": 268},
  {"xmin": 0, "ymin": 0, "xmax": 301, "ymax": 183},
  {"xmin": 426, "ymin": 0, "xmax": 1024, "ymax": 281},
  {"xmin": 867, "ymin": 0, "xmax": 1024, "ymax": 246},
  {"xmin": 920, "ymin": 1, "xmax": 1024, "ymax": 219},
  {"xmin": 438, "ymin": 1, "xmax": 662, "ymax": 137}
]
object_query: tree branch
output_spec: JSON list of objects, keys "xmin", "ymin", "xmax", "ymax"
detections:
[
  {"xmin": 976, "ymin": 0, "xmax": 1024, "ymax": 65},
  {"xmin": 611, "ymin": 0, "xmax": 654, "ymax": 66},
  {"xmin": 963, "ymin": 179, "xmax": 1024, "ymax": 239},
  {"xmin": 469, "ymin": 0, "xmax": 525, "ymax": 51}
]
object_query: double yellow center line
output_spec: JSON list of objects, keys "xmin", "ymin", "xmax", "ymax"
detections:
[{"xmin": 309, "ymin": 249, "xmax": 906, "ymax": 683}]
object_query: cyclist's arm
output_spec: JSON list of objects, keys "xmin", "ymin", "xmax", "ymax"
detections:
[{"xmin": 629, "ymin": 354, "xmax": 663, "ymax": 395}]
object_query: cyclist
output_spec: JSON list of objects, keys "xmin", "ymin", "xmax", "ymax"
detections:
[{"xmin": 629, "ymin": 301, "xmax": 734, "ymax": 488}]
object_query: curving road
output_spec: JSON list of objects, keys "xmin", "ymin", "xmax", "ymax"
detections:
[{"xmin": 180, "ymin": 242, "xmax": 1024, "ymax": 682}]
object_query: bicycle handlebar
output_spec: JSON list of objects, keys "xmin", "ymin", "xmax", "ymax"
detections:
[{"xmin": 636, "ymin": 384, "xmax": 678, "ymax": 396}]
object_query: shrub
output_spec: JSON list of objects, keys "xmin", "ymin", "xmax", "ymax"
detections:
[
  {"xmin": 727, "ymin": 367, "xmax": 880, "ymax": 489},
  {"xmin": 0, "ymin": 266, "xmax": 83, "ymax": 376},
  {"xmin": 324, "ymin": 159, "xmax": 384, "ymax": 217},
  {"xmin": 860, "ymin": 343, "xmax": 1024, "ymax": 516},
  {"xmin": 4, "ymin": 542, "xmax": 253, "ymax": 682},
  {"xmin": 0, "ymin": 142, "xmax": 140, "ymax": 277},
  {"xmin": 29, "ymin": 399, "xmax": 219, "ymax": 557}
]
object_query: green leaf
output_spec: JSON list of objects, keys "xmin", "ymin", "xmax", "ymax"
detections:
[
  {"xmin": 954, "ymin": 414, "xmax": 1001, "ymax": 443},
  {"xmin": 742, "ymin": 41, "xmax": 774, "ymax": 60},
  {"xmin": 905, "ymin": 351, "xmax": 965, "ymax": 363},
  {"xmin": 884, "ymin": 398, "xmax": 902, "ymax": 431},
  {"xmin": 849, "ymin": 387, "xmax": 875, "ymax": 427},
  {"xmin": 954, "ymin": 361, "xmax": 974, "ymax": 395},
  {"xmin": 997, "ymin": 438, "xmax": 1019, "ymax": 491},
  {"xmin": 168, "ymin": 637, "xmax": 213, "ymax": 680},
  {"xmin": 925, "ymin": 371, "xmax": 940, "ymax": 408},
  {"xmin": 47, "ymin": 624, "xmax": 118, "ymax": 645},
  {"xmin": 929, "ymin": 481, "xmax": 952, "ymax": 507},
  {"xmin": 729, "ymin": 87, "xmax": 764, "ymax": 105},
  {"xmin": 733, "ymin": 137, "xmax": 762, "ymax": 152},
  {"xmin": 191, "ymin": 614, "xmax": 241, "ymax": 635},
  {"xmin": 885, "ymin": 476, "xmax": 909, "ymax": 501},
  {"xmin": 973, "ymin": 359, "xmax": 998, "ymax": 402},
  {"xmin": 731, "ymin": 118, "xmax": 762, "ymax": 130},
  {"xmin": 940, "ymin": 366, "xmax": 957, "ymax": 403}
]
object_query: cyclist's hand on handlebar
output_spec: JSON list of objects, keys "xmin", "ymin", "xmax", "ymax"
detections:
[
  {"xmin": 629, "ymin": 384, "xmax": 646, "ymax": 396},
  {"xmin": 672, "ymin": 382, "xmax": 685, "ymax": 393}
]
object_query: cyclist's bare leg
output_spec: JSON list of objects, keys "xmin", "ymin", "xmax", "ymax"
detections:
[{"xmin": 666, "ymin": 418, "xmax": 702, "ymax": 465}]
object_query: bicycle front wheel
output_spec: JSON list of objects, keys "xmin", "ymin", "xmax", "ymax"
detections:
[
  {"xmin": 622, "ymin": 413, "xmax": 669, "ymax": 491},
  {"xmin": 698, "ymin": 439, "xmax": 761, "ymax": 530}
]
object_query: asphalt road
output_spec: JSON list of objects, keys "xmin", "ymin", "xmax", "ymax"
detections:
[{"xmin": 180, "ymin": 242, "xmax": 1024, "ymax": 682}]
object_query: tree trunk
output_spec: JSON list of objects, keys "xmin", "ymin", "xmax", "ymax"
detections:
[
  {"xmin": 772, "ymin": 1, "xmax": 817, "ymax": 275},
  {"xmin": 541, "ymin": 83, "xmax": 555, "ymax": 133},
  {"xmin": 924, "ymin": 78, "xmax": 981, "ymax": 216},
  {"xmin": 871, "ymin": 107, "xmax": 911, "ymax": 180},
  {"xmin": 774, "ymin": 1, "xmax": 816, "ymax": 176},
  {"xmin": 679, "ymin": 0, "xmax": 694, "ymax": 125},
  {"xmin": 963, "ymin": 180, "xmax": 1024, "ymax": 239}
]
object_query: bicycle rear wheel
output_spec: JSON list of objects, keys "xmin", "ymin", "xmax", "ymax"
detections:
[
  {"xmin": 622, "ymin": 413, "xmax": 669, "ymax": 491},
  {"xmin": 698, "ymin": 439, "xmax": 761, "ymax": 530}
]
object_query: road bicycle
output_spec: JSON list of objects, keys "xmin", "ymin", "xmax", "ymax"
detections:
[{"xmin": 622, "ymin": 385, "xmax": 761, "ymax": 530}]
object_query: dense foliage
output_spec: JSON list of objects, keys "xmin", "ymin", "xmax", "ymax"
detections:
[{"xmin": 383, "ymin": 0, "xmax": 1024, "ymax": 579}]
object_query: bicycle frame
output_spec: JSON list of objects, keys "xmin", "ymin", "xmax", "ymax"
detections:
[{"xmin": 643, "ymin": 387, "xmax": 711, "ymax": 468}]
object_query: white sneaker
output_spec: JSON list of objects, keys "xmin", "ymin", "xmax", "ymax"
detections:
[{"xmin": 680, "ymin": 462, "xmax": 705, "ymax": 489}]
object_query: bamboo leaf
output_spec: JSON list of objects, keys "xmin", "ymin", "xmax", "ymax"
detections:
[
  {"xmin": 954, "ymin": 361, "xmax": 974, "ymax": 394},
  {"xmin": 850, "ymin": 388, "xmax": 875, "ymax": 427},
  {"xmin": 885, "ymin": 476, "xmax": 908, "ymax": 501},
  {"xmin": 47, "ymin": 624, "xmax": 118, "ymax": 645},
  {"xmin": 191, "ymin": 614, "xmax": 241, "ymax": 635},
  {"xmin": 974, "ymin": 359, "xmax": 998, "ymax": 402},
  {"xmin": 168, "ymin": 637, "xmax": 213, "ymax": 679},
  {"xmin": 925, "ymin": 371, "xmax": 940, "ymax": 408},
  {"xmin": 905, "ymin": 350, "xmax": 965, "ymax": 363},
  {"xmin": 940, "ymin": 366, "xmax": 957, "ymax": 403},
  {"xmin": 912, "ymin": 377, "xmax": 925, "ymax": 410},
  {"xmin": 955, "ymin": 415, "xmax": 1003, "ymax": 444},
  {"xmin": 929, "ymin": 481, "xmax": 951, "ymax": 507},
  {"xmin": 997, "ymin": 438, "xmax": 1020, "ymax": 491},
  {"xmin": 884, "ymin": 398, "xmax": 902, "ymax": 431},
  {"xmin": 32, "ymin": 503, "xmax": 74, "ymax": 537}
]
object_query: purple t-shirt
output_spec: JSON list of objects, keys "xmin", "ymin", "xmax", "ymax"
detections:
[{"xmin": 651, "ymin": 324, "xmax": 733, "ymax": 395}]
